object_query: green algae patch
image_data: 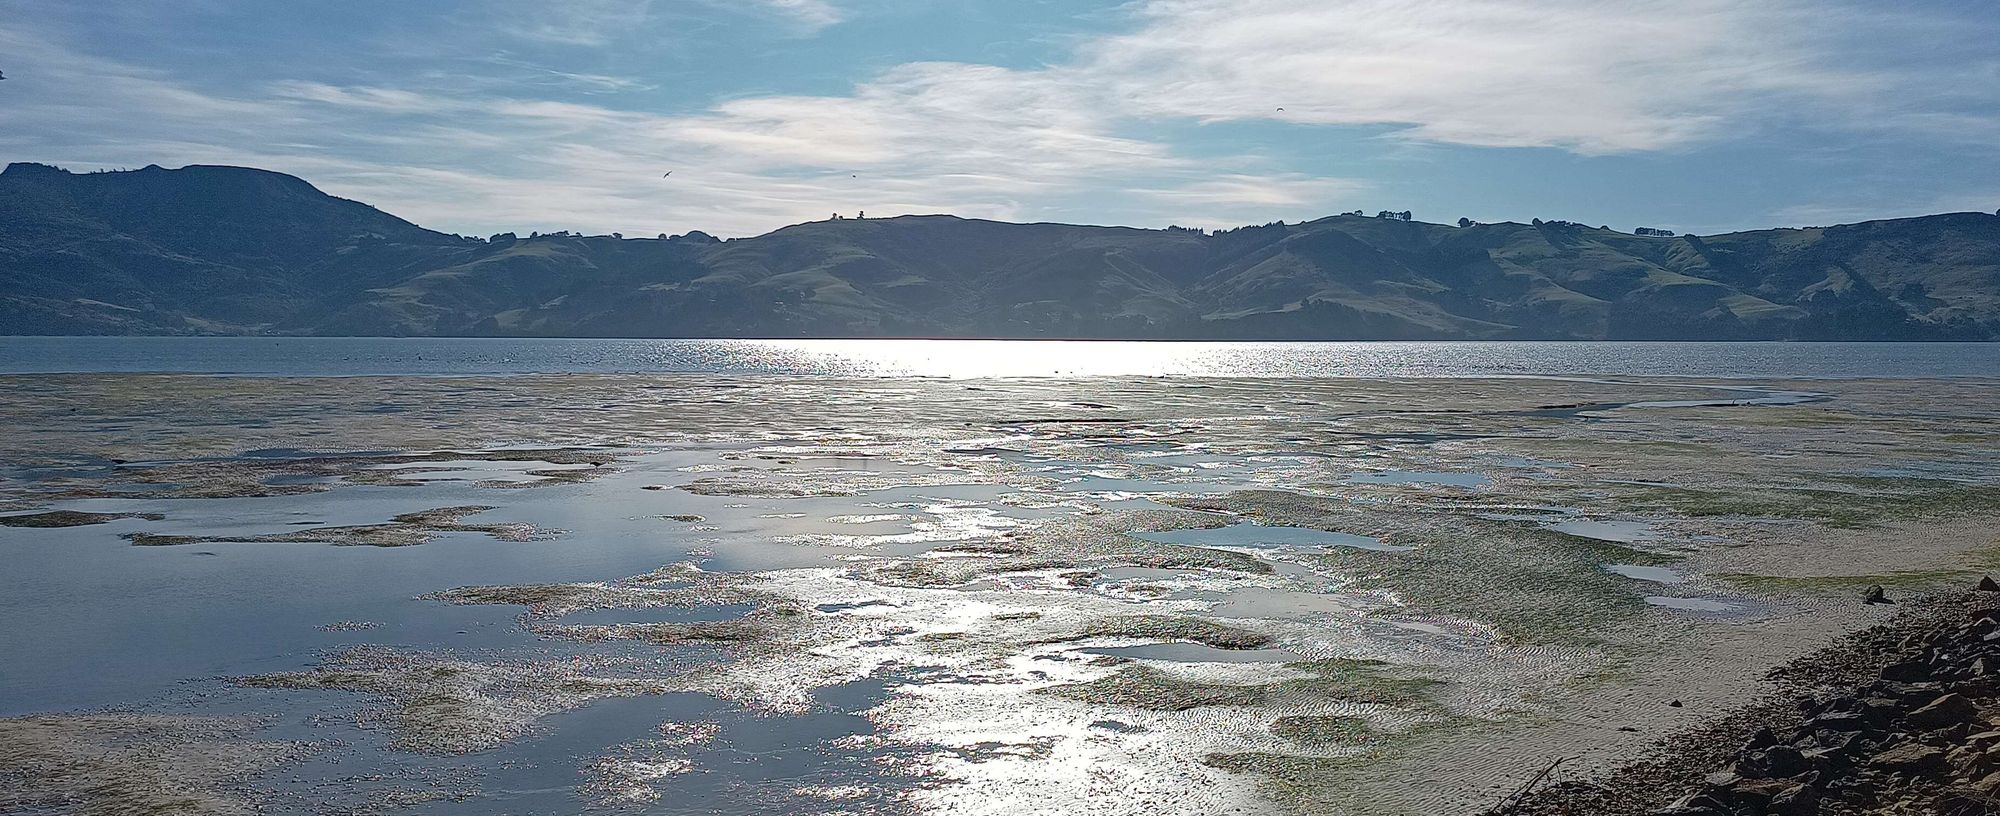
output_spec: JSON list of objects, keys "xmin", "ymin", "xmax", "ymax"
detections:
[
  {"xmin": 17, "ymin": 447, "xmax": 619, "ymax": 505},
  {"xmin": 122, "ymin": 506, "xmax": 548, "ymax": 548},
  {"xmin": 1044, "ymin": 659, "xmax": 1443, "ymax": 713},
  {"xmin": 546, "ymin": 617, "xmax": 781, "ymax": 647},
  {"xmin": 1270, "ymin": 714, "xmax": 1374, "ymax": 746},
  {"xmin": 1043, "ymin": 665, "xmax": 1276, "ymax": 711},
  {"xmin": 422, "ymin": 582, "xmax": 670, "ymax": 616},
  {"xmin": 237, "ymin": 647, "xmax": 670, "ymax": 755},
  {"xmin": 0, "ymin": 713, "xmax": 309, "ymax": 816},
  {"xmin": 1168, "ymin": 489, "xmax": 1678, "ymax": 645},
  {"xmin": 1283, "ymin": 658, "xmax": 1445, "ymax": 705},
  {"xmin": 1310, "ymin": 528, "xmax": 1671, "ymax": 646},
  {"xmin": 123, "ymin": 532, "xmax": 204, "ymax": 546},
  {"xmin": 1613, "ymin": 480, "xmax": 2000, "ymax": 528},
  {"xmin": 0, "ymin": 510, "xmax": 164, "ymax": 528},
  {"xmin": 1079, "ymin": 615, "xmax": 1273, "ymax": 650},
  {"xmin": 1203, "ymin": 714, "xmax": 1504, "ymax": 812},
  {"xmin": 1713, "ymin": 545, "xmax": 2000, "ymax": 595}
]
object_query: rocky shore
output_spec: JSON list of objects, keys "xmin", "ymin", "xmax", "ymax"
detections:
[{"xmin": 1503, "ymin": 582, "xmax": 2000, "ymax": 815}]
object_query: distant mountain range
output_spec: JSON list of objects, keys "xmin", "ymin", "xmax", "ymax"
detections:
[{"xmin": 3, "ymin": 162, "xmax": 1997, "ymax": 340}]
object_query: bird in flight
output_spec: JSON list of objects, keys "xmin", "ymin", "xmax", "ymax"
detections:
[
  {"xmin": 0, "ymin": 71, "xmax": 8, "ymax": 80},
  {"xmin": 661, "ymin": 171, "xmax": 673, "ymax": 177}
]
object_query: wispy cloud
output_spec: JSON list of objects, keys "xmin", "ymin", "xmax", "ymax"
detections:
[
  {"xmin": 1078, "ymin": 0, "xmax": 1995, "ymax": 154},
  {"xmin": 742, "ymin": 0, "xmax": 845, "ymax": 33},
  {"xmin": 491, "ymin": 0, "xmax": 657, "ymax": 46},
  {"xmin": 487, "ymin": 0, "xmax": 845, "ymax": 44},
  {"xmin": 480, "ymin": 54, "xmax": 659, "ymax": 94},
  {"xmin": 0, "ymin": 21, "xmax": 1348, "ymax": 237},
  {"xmin": 3, "ymin": 0, "xmax": 1994, "ymax": 236}
]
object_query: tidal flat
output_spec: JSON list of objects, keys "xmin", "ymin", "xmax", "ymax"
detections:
[{"xmin": 3, "ymin": 373, "xmax": 1999, "ymax": 815}]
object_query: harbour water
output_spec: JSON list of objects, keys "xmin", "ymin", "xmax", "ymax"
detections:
[{"xmin": 0, "ymin": 336, "xmax": 1995, "ymax": 378}]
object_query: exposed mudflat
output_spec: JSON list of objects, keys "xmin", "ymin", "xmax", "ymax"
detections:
[{"xmin": 3, "ymin": 373, "xmax": 1999, "ymax": 815}]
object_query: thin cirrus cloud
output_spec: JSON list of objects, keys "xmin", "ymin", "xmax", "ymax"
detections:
[
  {"xmin": 493, "ymin": 0, "xmax": 845, "ymax": 44},
  {"xmin": 748, "ymin": 0, "xmax": 845, "ymax": 32},
  {"xmin": 1078, "ymin": 0, "xmax": 1994, "ymax": 153}
]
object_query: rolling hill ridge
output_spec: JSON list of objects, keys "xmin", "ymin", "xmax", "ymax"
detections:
[{"xmin": 4, "ymin": 162, "xmax": 1997, "ymax": 340}]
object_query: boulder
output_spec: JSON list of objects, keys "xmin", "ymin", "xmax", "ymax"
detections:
[
  {"xmin": 1806, "ymin": 710, "xmax": 1869, "ymax": 732},
  {"xmin": 1767, "ymin": 782, "xmax": 1820, "ymax": 815},
  {"xmin": 1724, "ymin": 778, "xmax": 1800, "ymax": 803},
  {"xmin": 1979, "ymin": 575, "xmax": 1999, "ymax": 592},
  {"xmin": 1906, "ymin": 693, "xmax": 1979, "ymax": 730},
  {"xmin": 1864, "ymin": 585, "xmax": 1893, "ymax": 605},
  {"xmin": 1949, "ymin": 743, "xmax": 1997, "ymax": 776},
  {"xmin": 1869, "ymin": 742, "xmax": 1945, "ymax": 773},
  {"xmin": 1653, "ymin": 793, "xmax": 1728, "ymax": 816},
  {"xmin": 1934, "ymin": 791, "xmax": 1998, "ymax": 815},
  {"xmin": 1882, "ymin": 661, "xmax": 1935, "ymax": 682},
  {"xmin": 1739, "ymin": 745, "xmax": 1810, "ymax": 779}
]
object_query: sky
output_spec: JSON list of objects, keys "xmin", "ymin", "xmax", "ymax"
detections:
[{"xmin": 1, "ymin": 0, "xmax": 1996, "ymax": 238}]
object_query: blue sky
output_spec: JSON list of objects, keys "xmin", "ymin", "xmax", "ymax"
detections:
[{"xmin": 2, "ymin": 0, "xmax": 1996, "ymax": 237}]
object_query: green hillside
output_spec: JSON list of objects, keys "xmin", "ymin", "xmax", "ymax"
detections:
[{"xmin": 4, "ymin": 163, "xmax": 1996, "ymax": 340}]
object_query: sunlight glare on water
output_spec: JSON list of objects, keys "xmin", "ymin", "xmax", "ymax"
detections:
[{"xmin": 739, "ymin": 339, "xmax": 1264, "ymax": 377}]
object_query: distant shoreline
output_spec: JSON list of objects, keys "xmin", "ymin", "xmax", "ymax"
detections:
[{"xmin": 1, "ymin": 335, "xmax": 1994, "ymax": 343}]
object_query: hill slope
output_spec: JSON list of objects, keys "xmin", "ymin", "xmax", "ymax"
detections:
[{"xmin": 3, "ymin": 162, "xmax": 1997, "ymax": 340}]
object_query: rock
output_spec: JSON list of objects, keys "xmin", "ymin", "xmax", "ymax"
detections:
[
  {"xmin": 1669, "ymin": 699, "xmax": 1684, "ymax": 708},
  {"xmin": 1744, "ymin": 726, "xmax": 1780, "ymax": 750},
  {"xmin": 1768, "ymin": 782, "xmax": 1820, "ymax": 815},
  {"xmin": 1718, "ymin": 778, "xmax": 1797, "ymax": 804},
  {"xmin": 1739, "ymin": 745, "xmax": 1810, "ymax": 779},
  {"xmin": 1978, "ymin": 771, "xmax": 2000, "ymax": 795},
  {"xmin": 1906, "ymin": 692, "xmax": 1978, "ymax": 729},
  {"xmin": 1864, "ymin": 585, "xmax": 1893, "ymax": 605},
  {"xmin": 1882, "ymin": 660, "xmax": 1934, "ymax": 682},
  {"xmin": 1859, "ymin": 696, "xmax": 1907, "ymax": 724},
  {"xmin": 1654, "ymin": 793, "xmax": 1727, "ymax": 816},
  {"xmin": 1979, "ymin": 575, "xmax": 1999, "ymax": 592},
  {"xmin": 1936, "ymin": 791, "xmax": 1999, "ymax": 815},
  {"xmin": 1869, "ymin": 742, "xmax": 1945, "ymax": 773},
  {"xmin": 1800, "ymin": 744, "xmax": 1856, "ymax": 775},
  {"xmin": 1949, "ymin": 744, "xmax": 1996, "ymax": 776}
]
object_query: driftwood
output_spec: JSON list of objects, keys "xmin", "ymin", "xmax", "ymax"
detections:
[{"xmin": 1486, "ymin": 754, "xmax": 1578, "ymax": 814}]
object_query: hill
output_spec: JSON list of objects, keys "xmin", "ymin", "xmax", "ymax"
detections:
[{"xmin": 3, "ymin": 162, "xmax": 1997, "ymax": 340}]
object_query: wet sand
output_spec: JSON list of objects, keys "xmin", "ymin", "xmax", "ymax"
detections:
[{"xmin": 2, "ymin": 373, "xmax": 1998, "ymax": 815}]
